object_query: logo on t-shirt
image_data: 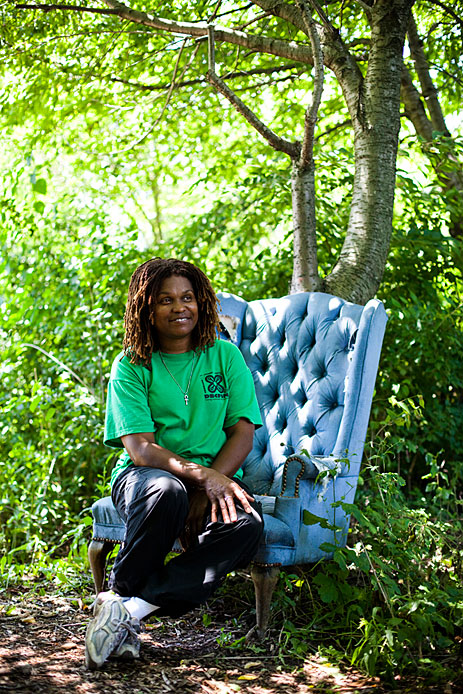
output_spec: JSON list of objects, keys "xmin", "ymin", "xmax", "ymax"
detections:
[{"xmin": 200, "ymin": 373, "xmax": 229, "ymax": 400}]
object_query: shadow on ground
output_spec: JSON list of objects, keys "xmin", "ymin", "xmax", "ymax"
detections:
[{"xmin": 0, "ymin": 583, "xmax": 458, "ymax": 694}]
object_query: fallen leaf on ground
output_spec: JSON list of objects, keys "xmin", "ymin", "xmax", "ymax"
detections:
[
  {"xmin": 237, "ymin": 674, "xmax": 260, "ymax": 680},
  {"xmin": 21, "ymin": 616, "xmax": 36, "ymax": 624}
]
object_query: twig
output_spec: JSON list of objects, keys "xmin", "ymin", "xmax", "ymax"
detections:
[
  {"xmin": 16, "ymin": 3, "xmax": 121, "ymax": 15},
  {"xmin": 233, "ymin": 71, "xmax": 303, "ymax": 93},
  {"xmin": 238, "ymin": 11, "xmax": 271, "ymax": 30},
  {"xmin": 207, "ymin": 0, "xmax": 222, "ymax": 23},
  {"xmin": 108, "ymin": 62, "xmax": 301, "ymax": 92},
  {"xmin": 307, "ymin": 0, "xmax": 335, "ymax": 33},
  {"xmin": 12, "ymin": 28, "xmax": 148, "ymax": 56},
  {"xmin": 212, "ymin": 2, "xmax": 253, "ymax": 21},
  {"xmin": 109, "ymin": 37, "xmax": 189, "ymax": 154},
  {"xmin": 22, "ymin": 343, "xmax": 95, "ymax": 397},
  {"xmin": 360, "ymin": 541, "xmax": 394, "ymax": 617},
  {"xmin": 82, "ymin": 19, "xmax": 130, "ymax": 103},
  {"xmin": 429, "ymin": 62, "xmax": 463, "ymax": 88},
  {"xmin": 55, "ymin": 624, "xmax": 75, "ymax": 636},
  {"xmin": 427, "ymin": 0, "xmax": 463, "ymax": 29},
  {"xmin": 161, "ymin": 670, "xmax": 174, "ymax": 690},
  {"xmin": 315, "ymin": 118, "xmax": 351, "ymax": 140}
]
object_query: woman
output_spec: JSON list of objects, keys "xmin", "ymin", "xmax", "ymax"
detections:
[{"xmin": 85, "ymin": 258, "xmax": 263, "ymax": 669}]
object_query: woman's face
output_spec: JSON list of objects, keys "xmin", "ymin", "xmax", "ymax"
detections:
[{"xmin": 151, "ymin": 274, "xmax": 199, "ymax": 352}]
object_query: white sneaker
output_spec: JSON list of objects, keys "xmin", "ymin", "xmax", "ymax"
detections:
[
  {"xmin": 85, "ymin": 591, "xmax": 141, "ymax": 669},
  {"xmin": 113, "ymin": 618, "xmax": 141, "ymax": 660}
]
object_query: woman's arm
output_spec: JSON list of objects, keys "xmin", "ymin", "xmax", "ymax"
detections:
[
  {"xmin": 210, "ymin": 418, "xmax": 255, "ymax": 479},
  {"xmin": 121, "ymin": 428, "xmax": 254, "ymax": 522}
]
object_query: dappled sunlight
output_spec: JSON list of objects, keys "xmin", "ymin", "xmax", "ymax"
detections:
[{"xmin": 0, "ymin": 582, "xmax": 391, "ymax": 694}]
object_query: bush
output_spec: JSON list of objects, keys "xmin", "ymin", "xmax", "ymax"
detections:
[{"xmin": 267, "ymin": 428, "xmax": 463, "ymax": 682}]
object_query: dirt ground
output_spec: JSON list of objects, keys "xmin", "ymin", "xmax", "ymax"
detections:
[{"xmin": 0, "ymin": 583, "xmax": 459, "ymax": 694}]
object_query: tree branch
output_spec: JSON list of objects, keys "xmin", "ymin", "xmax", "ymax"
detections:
[
  {"xmin": 107, "ymin": 62, "xmax": 302, "ymax": 92},
  {"xmin": 315, "ymin": 118, "xmax": 351, "ymax": 141},
  {"xmin": 429, "ymin": 63, "xmax": 463, "ymax": 88},
  {"xmin": 213, "ymin": 2, "xmax": 254, "ymax": 21},
  {"xmin": 306, "ymin": 0, "xmax": 335, "ymax": 32},
  {"xmin": 238, "ymin": 10, "xmax": 272, "ymax": 30},
  {"xmin": 205, "ymin": 27, "xmax": 299, "ymax": 158},
  {"xmin": 232, "ymin": 71, "xmax": 304, "ymax": 92},
  {"xmin": 400, "ymin": 64, "xmax": 433, "ymax": 141},
  {"xmin": 22, "ymin": 343, "xmax": 95, "ymax": 398},
  {"xmin": 16, "ymin": 0, "xmax": 315, "ymax": 64},
  {"xmin": 290, "ymin": 0, "xmax": 323, "ymax": 293},
  {"xmin": 206, "ymin": 70, "xmax": 298, "ymax": 157},
  {"xmin": 352, "ymin": 0, "xmax": 373, "ymax": 19},
  {"xmin": 16, "ymin": 3, "xmax": 120, "ymax": 14},
  {"xmin": 426, "ymin": 0, "xmax": 463, "ymax": 29},
  {"xmin": 99, "ymin": 0, "xmax": 315, "ymax": 64},
  {"xmin": 250, "ymin": 0, "xmax": 308, "ymax": 33},
  {"xmin": 407, "ymin": 11, "xmax": 450, "ymax": 136},
  {"xmin": 251, "ymin": 0, "xmax": 360, "ymax": 101},
  {"xmin": 298, "ymin": 1, "xmax": 324, "ymax": 169}
]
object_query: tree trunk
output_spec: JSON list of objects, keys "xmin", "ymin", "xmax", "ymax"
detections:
[
  {"xmin": 323, "ymin": 0, "xmax": 414, "ymax": 303},
  {"xmin": 291, "ymin": 159, "xmax": 322, "ymax": 293}
]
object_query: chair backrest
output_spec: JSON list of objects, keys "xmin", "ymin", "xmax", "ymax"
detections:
[{"xmin": 217, "ymin": 291, "xmax": 388, "ymax": 496}]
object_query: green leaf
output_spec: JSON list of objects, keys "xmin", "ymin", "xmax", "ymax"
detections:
[
  {"xmin": 313, "ymin": 573, "xmax": 339, "ymax": 603},
  {"xmin": 32, "ymin": 178, "xmax": 47, "ymax": 195},
  {"xmin": 302, "ymin": 510, "xmax": 337, "ymax": 529},
  {"xmin": 29, "ymin": 394, "xmax": 42, "ymax": 412},
  {"xmin": 303, "ymin": 510, "xmax": 326, "ymax": 525}
]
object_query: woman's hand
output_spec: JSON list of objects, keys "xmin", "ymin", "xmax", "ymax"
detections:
[
  {"xmin": 201, "ymin": 467, "xmax": 254, "ymax": 524},
  {"xmin": 181, "ymin": 470, "xmax": 255, "ymax": 549},
  {"xmin": 180, "ymin": 490, "xmax": 209, "ymax": 550}
]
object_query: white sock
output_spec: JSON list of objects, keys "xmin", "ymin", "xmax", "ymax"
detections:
[{"xmin": 123, "ymin": 596, "xmax": 160, "ymax": 621}]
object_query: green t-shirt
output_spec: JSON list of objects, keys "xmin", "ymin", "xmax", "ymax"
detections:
[{"xmin": 104, "ymin": 339, "xmax": 262, "ymax": 486}]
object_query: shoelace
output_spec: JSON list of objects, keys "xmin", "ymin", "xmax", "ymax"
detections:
[{"xmin": 111, "ymin": 618, "xmax": 140, "ymax": 638}]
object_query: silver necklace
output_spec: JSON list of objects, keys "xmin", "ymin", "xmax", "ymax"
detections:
[{"xmin": 159, "ymin": 352, "xmax": 196, "ymax": 406}]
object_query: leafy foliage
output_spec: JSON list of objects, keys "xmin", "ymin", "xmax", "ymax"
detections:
[
  {"xmin": 267, "ymin": 445, "xmax": 463, "ymax": 682},
  {"xmin": 373, "ymin": 145, "xmax": 463, "ymax": 485}
]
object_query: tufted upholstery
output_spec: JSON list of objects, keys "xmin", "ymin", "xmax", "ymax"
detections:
[
  {"xmin": 89, "ymin": 290, "xmax": 387, "ymax": 621},
  {"xmin": 218, "ymin": 291, "xmax": 388, "ymax": 565}
]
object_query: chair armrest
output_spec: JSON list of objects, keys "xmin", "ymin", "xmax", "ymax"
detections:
[{"xmin": 280, "ymin": 453, "xmax": 348, "ymax": 496}]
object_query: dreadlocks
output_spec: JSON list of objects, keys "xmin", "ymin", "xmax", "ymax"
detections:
[{"xmin": 123, "ymin": 258, "xmax": 221, "ymax": 366}]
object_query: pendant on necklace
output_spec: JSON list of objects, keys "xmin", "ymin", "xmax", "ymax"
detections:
[{"xmin": 184, "ymin": 394, "xmax": 189, "ymax": 406}]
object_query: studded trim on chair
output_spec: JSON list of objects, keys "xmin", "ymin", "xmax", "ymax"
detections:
[
  {"xmin": 280, "ymin": 455, "xmax": 305, "ymax": 497},
  {"xmin": 92, "ymin": 536, "xmax": 123, "ymax": 545}
]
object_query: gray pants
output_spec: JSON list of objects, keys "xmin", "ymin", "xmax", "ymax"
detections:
[{"xmin": 109, "ymin": 465, "xmax": 263, "ymax": 617}]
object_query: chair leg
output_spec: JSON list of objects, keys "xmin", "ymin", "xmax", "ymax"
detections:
[
  {"xmin": 88, "ymin": 539, "xmax": 115, "ymax": 594},
  {"xmin": 247, "ymin": 564, "xmax": 281, "ymax": 640}
]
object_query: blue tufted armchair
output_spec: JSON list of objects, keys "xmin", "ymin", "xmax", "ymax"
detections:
[{"xmin": 88, "ymin": 291, "xmax": 387, "ymax": 637}]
